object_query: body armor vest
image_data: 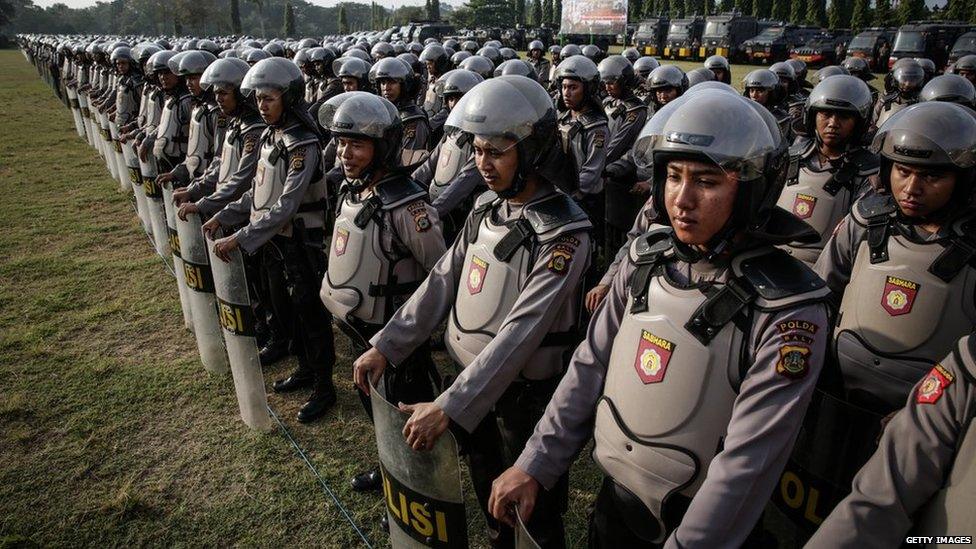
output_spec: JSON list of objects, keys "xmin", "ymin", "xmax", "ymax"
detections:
[
  {"xmin": 594, "ymin": 228, "xmax": 829, "ymax": 542},
  {"xmin": 423, "ymin": 76, "xmax": 443, "ymax": 116},
  {"xmin": 876, "ymin": 95, "xmax": 916, "ymax": 127},
  {"xmin": 557, "ymin": 109, "xmax": 608, "ymax": 193},
  {"xmin": 115, "ymin": 74, "xmax": 142, "ymax": 127},
  {"xmin": 445, "ymin": 190, "xmax": 592, "ymax": 379},
  {"xmin": 399, "ymin": 104, "xmax": 429, "ymax": 167},
  {"xmin": 320, "ymin": 177, "xmax": 429, "ymax": 326},
  {"xmin": 914, "ymin": 336, "xmax": 976, "ymax": 542},
  {"xmin": 154, "ymin": 92, "xmax": 191, "ymax": 162},
  {"xmin": 836, "ymin": 196, "xmax": 976, "ymax": 409},
  {"xmin": 429, "ymin": 132, "xmax": 472, "ymax": 202},
  {"xmin": 777, "ymin": 140, "xmax": 878, "ymax": 265},
  {"xmin": 217, "ymin": 112, "xmax": 265, "ymax": 186},
  {"xmin": 528, "ymin": 58, "xmax": 550, "ymax": 84},
  {"xmin": 250, "ymin": 122, "xmax": 328, "ymax": 236},
  {"xmin": 184, "ymin": 100, "xmax": 216, "ymax": 178},
  {"xmin": 604, "ymin": 95, "xmax": 646, "ymax": 137}
]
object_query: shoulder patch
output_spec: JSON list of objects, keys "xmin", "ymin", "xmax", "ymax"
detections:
[
  {"xmin": 593, "ymin": 130, "xmax": 606, "ymax": 149},
  {"xmin": 243, "ymin": 133, "xmax": 258, "ymax": 154},
  {"xmin": 547, "ymin": 249, "xmax": 573, "ymax": 275},
  {"xmin": 407, "ymin": 200, "xmax": 432, "ymax": 232},
  {"xmin": 776, "ymin": 345, "xmax": 811, "ymax": 380},
  {"xmin": 916, "ymin": 364, "xmax": 954, "ymax": 404},
  {"xmin": 626, "ymin": 111, "xmax": 638, "ymax": 123},
  {"xmin": 290, "ymin": 148, "xmax": 306, "ymax": 172},
  {"xmin": 404, "ymin": 122, "xmax": 417, "ymax": 139}
]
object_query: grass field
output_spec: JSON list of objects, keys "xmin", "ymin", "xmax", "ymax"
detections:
[{"xmin": 0, "ymin": 49, "xmax": 609, "ymax": 548}]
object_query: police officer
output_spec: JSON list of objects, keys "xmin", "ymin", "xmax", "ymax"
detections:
[
  {"xmin": 369, "ymin": 57, "xmax": 430, "ymax": 167},
  {"xmin": 145, "ymin": 51, "xmax": 193, "ymax": 175},
  {"xmin": 920, "ymin": 73, "xmax": 976, "ymax": 109},
  {"xmin": 954, "ymin": 54, "xmax": 976, "ymax": 86},
  {"xmin": 352, "ymin": 76, "xmax": 592, "ymax": 547},
  {"xmin": 703, "ymin": 54, "xmax": 731, "ymax": 85},
  {"xmin": 419, "ymin": 44, "xmax": 450, "ymax": 118},
  {"xmin": 742, "ymin": 68, "xmax": 792, "ymax": 138},
  {"xmin": 316, "ymin": 91, "xmax": 447, "ymax": 491},
  {"xmin": 632, "ymin": 56, "xmax": 660, "ymax": 104},
  {"xmin": 776, "ymin": 75, "xmax": 878, "ymax": 265},
  {"xmin": 547, "ymin": 45, "xmax": 561, "ymax": 90},
  {"xmin": 526, "ymin": 40, "xmax": 551, "ymax": 88},
  {"xmin": 158, "ymin": 50, "xmax": 219, "ymax": 188},
  {"xmin": 807, "ymin": 334, "xmax": 976, "ymax": 548},
  {"xmin": 488, "ymin": 88, "xmax": 832, "ymax": 548},
  {"xmin": 841, "ymin": 56, "xmax": 879, "ymax": 105},
  {"xmin": 202, "ymin": 58, "xmax": 337, "ymax": 423},
  {"xmin": 333, "ymin": 57, "xmax": 373, "ymax": 94},
  {"xmin": 645, "ymin": 64, "xmax": 687, "ymax": 112},
  {"xmin": 411, "ymin": 69, "xmax": 485, "ymax": 239},
  {"xmin": 873, "ymin": 61, "xmax": 925, "ymax": 129}
]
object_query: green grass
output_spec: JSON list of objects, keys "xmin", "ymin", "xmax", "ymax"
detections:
[{"xmin": 0, "ymin": 50, "xmax": 606, "ymax": 547}]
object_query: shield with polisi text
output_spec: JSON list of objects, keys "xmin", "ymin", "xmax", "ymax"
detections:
[{"xmin": 371, "ymin": 382, "xmax": 468, "ymax": 549}]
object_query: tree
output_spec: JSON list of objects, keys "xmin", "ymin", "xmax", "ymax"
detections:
[
  {"xmin": 752, "ymin": 0, "xmax": 768, "ymax": 19},
  {"xmin": 789, "ymin": 0, "xmax": 803, "ymax": 22},
  {"xmin": 733, "ymin": 0, "xmax": 746, "ymax": 14},
  {"xmin": 337, "ymin": 3, "xmax": 347, "ymax": 34},
  {"xmin": 530, "ymin": 0, "xmax": 542, "ymax": 24},
  {"xmin": 515, "ymin": 0, "xmax": 525, "ymax": 21},
  {"xmin": 850, "ymin": 0, "xmax": 869, "ymax": 32},
  {"xmin": 554, "ymin": 0, "xmax": 562, "ymax": 25},
  {"xmin": 0, "ymin": 0, "xmax": 16, "ymax": 28},
  {"xmin": 828, "ymin": 0, "xmax": 846, "ymax": 29},
  {"xmin": 770, "ymin": 0, "xmax": 789, "ymax": 21},
  {"xmin": 542, "ymin": 0, "xmax": 553, "ymax": 25},
  {"xmin": 896, "ymin": 0, "xmax": 925, "ymax": 24},
  {"xmin": 805, "ymin": 0, "xmax": 825, "ymax": 26},
  {"xmin": 429, "ymin": 0, "xmax": 440, "ymax": 20},
  {"xmin": 946, "ymin": 0, "xmax": 967, "ymax": 20},
  {"xmin": 229, "ymin": 0, "xmax": 241, "ymax": 34},
  {"xmin": 873, "ymin": 0, "xmax": 891, "ymax": 25}
]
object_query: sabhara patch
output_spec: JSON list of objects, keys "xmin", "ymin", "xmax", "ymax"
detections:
[
  {"xmin": 467, "ymin": 256, "xmax": 488, "ymax": 295},
  {"xmin": 290, "ymin": 149, "xmax": 306, "ymax": 171},
  {"xmin": 243, "ymin": 134, "xmax": 258, "ymax": 154},
  {"xmin": 916, "ymin": 364, "xmax": 954, "ymax": 404},
  {"xmin": 334, "ymin": 228, "xmax": 349, "ymax": 256},
  {"xmin": 547, "ymin": 250, "xmax": 572, "ymax": 275},
  {"xmin": 881, "ymin": 276, "xmax": 919, "ymax": 317},
  {"xmin": 776, "ymin": 345, "xmax": 811, "ymax": 379},
  {"xmin": 593, "ymin": 131, "xmax": 606, "ymax": 149},
  {"xmin": 633, "ymin": 330, "xmax": 675, "ymax": 384},
  {"xmin": 792, "ymin": 193, "xmax": 817, "ymax": 220}
]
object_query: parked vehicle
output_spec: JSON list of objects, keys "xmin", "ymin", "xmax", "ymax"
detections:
[
  {"xmin": 890, "ymin": 21, "xmax": 973, "ymax": 69},
  {"xmin": 663, "ymin": 16, "xmax": 705, "ymax": 60},
  {"xmin": 633, "ymin": 17, "xmax": 670, "ymax": 56},
  {"xmin": 949, "ymin": 30, "xmax": 976, "ymax": 63},
  {"xmin": 700, "ymin": 12, "xmax": 758, "ymax": 62},
  {"xmin": 742, "ymin": 24, "xmax": 821, "ymax": 64},
  {"xmin": 846, "ymin": 27, "xmax": 895, "ymax": 71},
  {"xmin": 790, "ymin": 29, "xmax": 853, "ymax": 67}
]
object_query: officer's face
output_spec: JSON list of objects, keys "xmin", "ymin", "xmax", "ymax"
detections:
[
  {"xmin": 664, "ymin": 159, "xmax": 739, "ymax": 248},
  {"xmin": 711, "ymin": 68, "xmax": 727, "ymax": 82},
  {"xmin": 337, "ymin": 136, "xmax": 374, "ymax": 179},
  {"xmin": 815, "ymin": 110, "xmax": 856, "ymax": 148},
  {"xmin": 958, "ymin": 69, "xmax": 976, "ymax": 85},
  {"xmin": 255, "ymin": 90, "xmax": 284, "ymax": 125},
  {"xmin": 380, "ymin": 79, "xmax": 402, "ymax": 103},
  {"xmin": 341, "ymin": 76, "xmax": 359, "ymax": 92},
  {"xmin": 186, "ymin": 74, "xmax": 203, "ymax": 97},
  {"xmin": 747, "ymin": 87, "xmax": 770, "ymax": 106},
  {"xmin": 115, "ymin": 59, "xmax": 129, "ymax": 75},
  {"xmin": 214, "ymin": 86, "xmax": 238, "ymax": 115},
  {"xmin": 446, "ymin": 95, "xmax": 460, "ymax": 111},
  {"xmin": 157, "ymin": 70, "xmax": 178, "ymax": 90},
  {"xmin": 604, "ymin": 79, "xmax": 622, "ymax": 99},
  {"xmin": 889, "ymin": 162, "xmax": 956, "ymax": 219},
  {"xmin": 655, "ymin": 86, "xmax": 679, "ymax": 105},
  {"xmin": 473, "ymin": 136, "xmax": 519, "ymax": 193},
  {"xmin": 425, "ymin": 60, "xmax": 438, "ymax": 76},
  {"xmin": 562, "ymin": 79, "xmax": 584, "ymax": 110}
]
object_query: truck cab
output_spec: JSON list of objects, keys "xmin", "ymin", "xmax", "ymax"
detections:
[
  {"xmin": 700, "ymin": 13, "xmax": 758, "ymax": 62},
  {"xmin": 846, "ymin": 27, "xmax": 895, "ymax": 71},
  {"xmin": 664, "ymin": 16, "xmax": 705, "ymax": 60},
  {"xmin": 890, "ymin": 21, "xmax": 973, "ymax": 70},
  {"xmin": 633, "ymin": 17, "xmax": 670, "ymax": 56}
]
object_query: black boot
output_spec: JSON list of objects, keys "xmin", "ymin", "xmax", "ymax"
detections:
[
  {"xmin": 272, "ymin": 368, "xmax": 315, "ymax": 393},
  {"xmin": 259, "ymin": 337, "xmax": 290, "ymax": 366},
  {"xmin": 351, "ymin": 467, "xmax": 382, "ymax": 492},
  {"xmin": 297, "ymin": 381, "xmax": 337, "ymax": 423}
]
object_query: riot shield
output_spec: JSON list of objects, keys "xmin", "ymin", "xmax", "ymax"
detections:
[
  {"xmin": 177, "ymin": 211, "xmax": 230, "ymax": 374},
  {"xmin": 98, "ymin": 111, "xmax": 118, "ymax": 181},
  {"xmin": 769, "ymin": 389, "xmax": 884, "ymax": 545},
  {"xmin": 122, "ymin": 140, "xmax": 152, "ymax": 236},
  {"xmin": 78, "ymin": 92, "xmax": 96, "ymax": 149},
  {"xmin": 141, "ymin": 161, "xmax": 171, "ymax": 259},
  {"xmin": 161, "ymin": 181, "xmax": 195, "ymax": 332},
  {"xmin": 515, "ymin": 507, "xmax": 542, "ymax": 549},
  {"xmin": 109, "ymin": 121, "xmax": 129, "ymax": 193},
  {"xmin": 371, "ymin": 382, "xmax": 468, "ymax": 549},
  {"xmin": 65, "ymin": 85, "xmax": 85, "ymax": 138},
  {"xmin": 206, "ymin": 229, "xmax": 273, "ymax": 431}
]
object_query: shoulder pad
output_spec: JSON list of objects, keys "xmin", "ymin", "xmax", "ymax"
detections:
[
  {"xmin": 623, "ymin": 96, "xmax": 647, "ymax": 112},
  {"xmin": 375, "ymin": 176, "xmax": 428, "ymax": 210},
  {"xmin": 578, "ymin": 110, "xmax": 608, "ymax": 129},
  {"xmin": 280, "ymin": 123, "xmax": 319, "ymax": 151},
  {"xmin": 239, "ymin": 110, "xmax": 267, "ymax": 134},
  {"xmin": 399, "ymin": 104, "xmax": 427, "ymax": 123},
  {"xmin": 852, "ymin": 192, "xmax": 897, "ymax": 226},
  {"xmin": 849, "ymin": 148, "xmax": 880, "ymax": 176},
  {"xmin": 523, "ymin": 191, "xmax": 592, "ymax": 241},
  {"xmin": 629, "ymin": 225, "xmax": 674, "ymax": 264},
  {"xmin": 733, "ymin": 247, "xmax": 829, "ymax": 306},
  {"xmin": 473, "ymin": 189, "xmax": 499, "ymax": 211},
  {"xmin": 789, "ymin": 136, "xmax": 815, "ymax": 158}
]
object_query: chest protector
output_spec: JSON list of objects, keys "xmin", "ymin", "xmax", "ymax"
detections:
[
  {"xmin": 876, "ymin": 96, "xmax": 915, "ymax": 127},
  {"xmin": 185, "ymin": 101, "xmax": 216, "ymax": 178},
  {"xmin": 250, "ymin": 123, "xmax": 328, "ymax": 236},
  {"xmin": 423, "ymin": 77, "xmax": 443, "ymax": 116},
  {"xmin": 557, "ymin": 111, "xmax": 608, "ymax": 193},
  {"xmin": 914, "ymin": 336, "xmax": 976, "ymax": 542},
  {"xmin": 320, "ymin": 177, "xmax": 428, "ymax": 326},
  {"xmin": 115, "ymin": 76, "xmax": 141, "ymax": 127},
  {"xmin": 430, "ymin": 131, "xmax": 472, "ymax": 202},
  {"xmin": 154, "ymin": 92, "xmax": 190, "ymax": 160},
  {"xmin": 218, "ymin": 113, "xmax": 265, "ymax": 186},
  {"xmin": 399, "ymin": 104, "xmax": 429, "ymax": 167},
  {"xmin": 445, "ymin": 191, "xmax": 592, "ymax": 379},
  {"xmin": 594, "ymin": 228, "xmax": 829, "ymax": 542},
  {"xmin": 604, "ymin": 96, "xmax": 646, "ymax": 137},
  {"xmin": 836, "ymin": 196, "xmax": 976, "ymax": 408},
  {"xmin": 777, "ymin": 140, "xmax": 879, "ymax": 265}
]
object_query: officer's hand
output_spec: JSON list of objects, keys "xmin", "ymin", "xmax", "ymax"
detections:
[
  {"xmin": 213, "ymin": 234, "xmax": 239, "ymax": 263},
  {"xmin": 353, "ymin": 347, "xmax": 388, "ymax": 396},
  {"xmin": 156, "ymin": 172, "xmax": 174, "ymax": 186},
  {"xmin": 172, "ymin": 188, "xmax": 191, "ymax": 206},
  {"xmin": 201, "ymin": 217, "xmax": 222, "ymax": 239},
  {"xmin": 400, "ymin": 402, "xmax": 449, "ymax": 452},
  {"xmin": 630, "ymin": 180, "xmax": 651, "ymax": 195},
  {"xmin": 138, "ymin": 142, "xmax": 149, "ymax": 162},
  {"xmin": 177, "ymin": 202, "xmax": 199, "ymax": 222},
  {"xmin": 585, "ymin": 284, "xmax": 610, "ymax": 313},
  {"xmin": 488, "ymin": 467, "xmax": 540, "ymax": 528}
]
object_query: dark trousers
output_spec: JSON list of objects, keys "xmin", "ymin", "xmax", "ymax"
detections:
[
  {"xmin": 460, "ymin": 378, "xmax": 568, "ymax": 549},
  {"xmin": 261, "ymin": 233, "xmax": 335, "ymax": 388}
]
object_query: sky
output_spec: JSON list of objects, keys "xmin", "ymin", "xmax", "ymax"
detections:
[{"xmin": 32, "ymin": 0, "xmax": 464, "ymax": 7}]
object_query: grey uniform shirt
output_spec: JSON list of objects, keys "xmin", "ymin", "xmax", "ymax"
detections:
[
  {"xmin": 558, "ymin": 109, "xmax": 609, "ymax": 195},
  {"xmin": 807, "ymin": 335, "xmax": 976, "ymax": 549},
  {"xmin": 214, "ymin": 131, "xmax": 321, "ymax": 254},
  {"xmin": 515, "ymin": 248, "xmax": 829, "ymax": 548},
  {"xmin": 599, "ymin": 197, "xmax": 658, "ymax": 286},
  {"xmin": 401, "ymin": 111, "xmax": 431, "ymax": 167},
  {"xmin": 190, "ymin": 122, "xmax": 264, "ymax": 217},
  {"xmin": 603, "ymin": 97, "xmax": 648, "ymax": 165},
  {"xmin": 411, "ymin": 138, "xmax": 483, "ymax": 217},
  {"xmin": 370, "ymin": 183, "xmax": 592, "ymax": 432}
]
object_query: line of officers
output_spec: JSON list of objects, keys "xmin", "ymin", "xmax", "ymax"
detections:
[{"xmin": 22, "ymin": 31, "xmax": 976, "ymax": 549}]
